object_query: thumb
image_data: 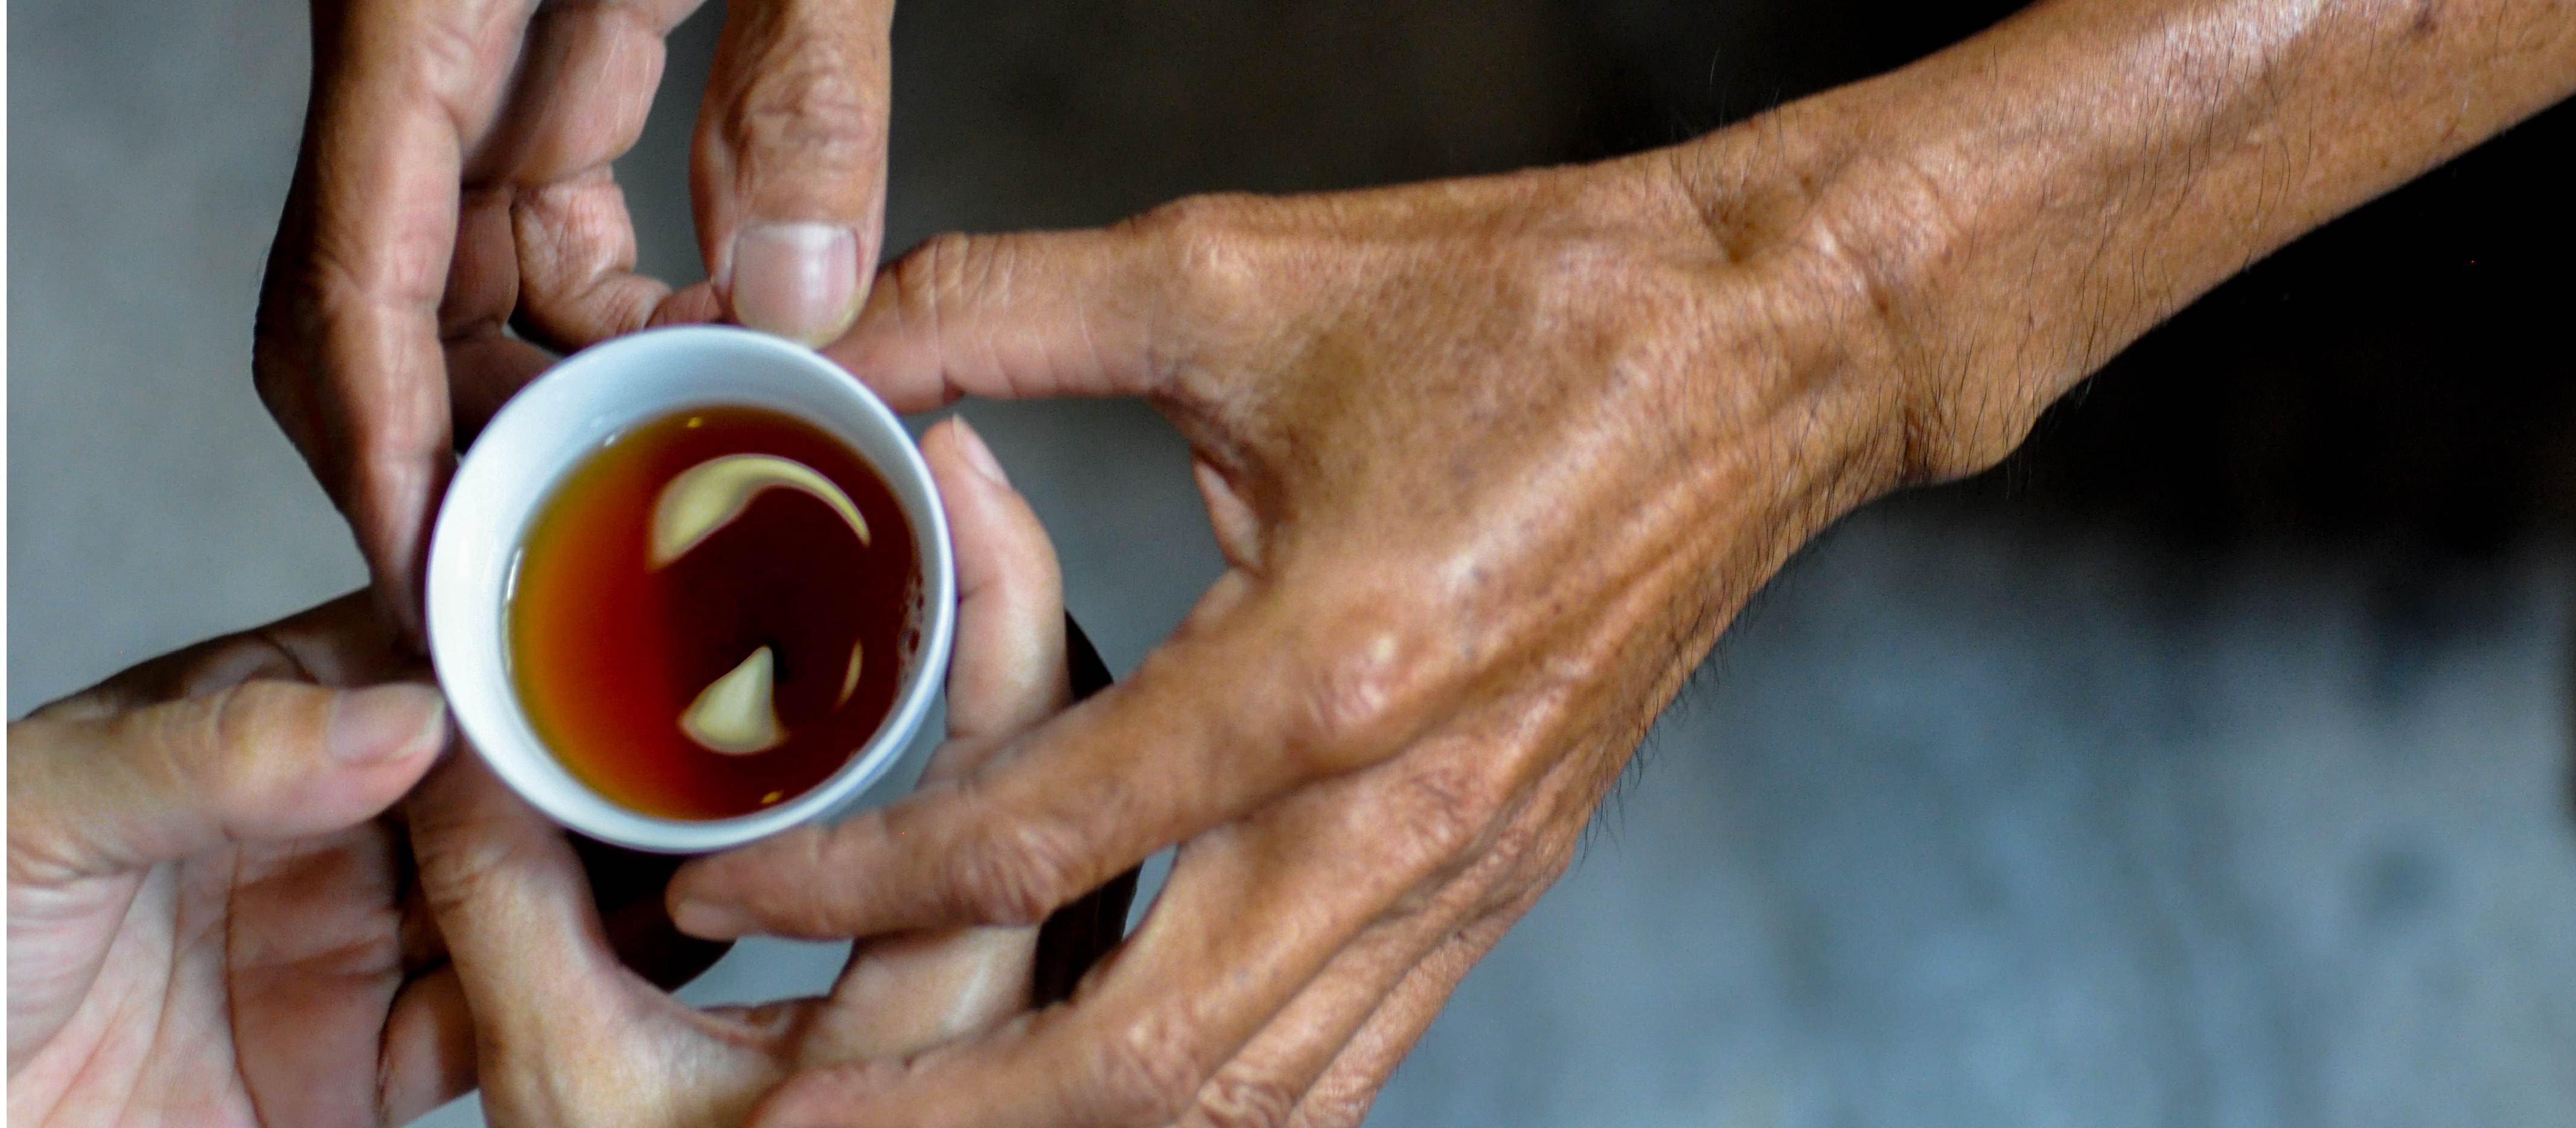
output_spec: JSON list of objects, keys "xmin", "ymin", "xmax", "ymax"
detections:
[
  {"xmin": 693, "ymin": 0, "xmax": 893, "ymax": 345},
  {"xmin": 922, "ymin": 416, "xmax": 1067, "ymax": 753},
  {"xmin": 8, "ymin": 682, "xmax": 446, "ymax": 879},
  {"xmin": 406, "ymin": 754, "xmax": 627, "ymax": 1056}
]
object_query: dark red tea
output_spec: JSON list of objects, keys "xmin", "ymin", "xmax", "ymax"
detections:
[{"xmin": 508, "ymin": 406, "xmax": 919, "ymax": 820}]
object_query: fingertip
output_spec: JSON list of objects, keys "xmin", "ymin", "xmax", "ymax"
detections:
[
  {"xmin": 724, "ymin": 222, "xmax": 863, "ymax": 346},
  {"xmin": 668, "ymin": 898, "xmax": 754, "ymax": 942},
  {"xmin": 925, "ymin": 415, "xmax": 1070, "ymax": 741},
  {"xmin": 648, "ymin": 281, "xmax": 727, "ymax": 328},
  {"xmin": 946, "ymin": 415, "xmax": 1012, "ymax": 488},
  {"xmin": 663, "ymin": 853, "xmax": 756, "ymax": 939},
  {"xmin": 924, "ymin": 418, "xmax": 1048, "ymax": 571},
  {"xmin": 921, "ymin": 416, "xmax": 1014, "ymax": 508}
]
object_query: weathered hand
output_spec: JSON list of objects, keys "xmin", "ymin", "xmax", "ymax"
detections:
[
  {"xmin": 256, "ymin": 0, "xmax": 895, "ymax": 632},
  {"xmin": 411, "ymin": 419, "xmax": 1125, "ymax": 1126},
  {"xmin": 660, "ymin": 145, "xmax": 1919, "ymax": 1125},
  {"xmin": 663, "ymin": 0, "xmax": 2576, "ymax": 1121},
  {"xmin": 7, "ymin": 595, "xmax": 460, "ymax": 1126}
]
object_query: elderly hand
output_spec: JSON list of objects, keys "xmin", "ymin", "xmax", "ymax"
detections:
[
  {"xmin": 409, "ymin": 419, "xmax": 1127, "ymax": 1126},
  {"xmin": 671, "ymin": 151, "xmax": 1849, "ymax": 1128},
  {"xmin": 256, "ymin": 0, "xmax": 896, "ymax": 633},
  {"xmin": 7, "ymin": 596, "xmax": 459, "ymax": 1125},
  {"xmin": 661, "ymin": 0, "xmax": 2576, "ymax": 1123}
]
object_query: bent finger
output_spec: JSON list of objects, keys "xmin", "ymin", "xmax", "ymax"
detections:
[
  {"xmin": 823, "ymin": 225, "xmax": 1174, "ymax": 411},
  {"xmin": 746, "ymin": 744, "xmax": 1484, "ymax": 1127},
  {"xmin": 255, "ymin": 0, "xmax": 540, "ymax": 630},
  {"xmin": 668, "ymin": 574, "xmax": 1447, "ymax": 941},
  {"xmin": 510, "ymin": 168, "xmax": 679, "ymax": 349},
  {"xmin": 378, "ymin": 967, "xmax": 479, "ymax": 1126},
  {"xmin": 924, "ymin": 416, "xmax": 1066, "ymax": 753},
  {"xmin": 406, "ymin": 753, "xmax": 628, "ymax": 1048},
  {"xmin": 1283, "ymin": 902, "xmax": 1526, "ymax": 1128},
  {"xmin": 1181, "ymin": 867, "xmax": 1503, "ymax": 1126}
]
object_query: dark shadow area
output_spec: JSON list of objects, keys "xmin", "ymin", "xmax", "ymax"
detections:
[
  {"xmin": 1978, "ymin": 104, "xmax": 2576, "ymax": 550},
  {"xmin": 1587, "ymin": 0, "xmax": 2576, "ymax": 551},
  {"xmin": 877, "ymin": 0, "xmax": 2576, "ymax": 549}
]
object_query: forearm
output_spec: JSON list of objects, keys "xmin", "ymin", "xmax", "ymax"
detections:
[{"xmin": 1672, "ymin": 0, "xmax": 2576, "ymax": 479}]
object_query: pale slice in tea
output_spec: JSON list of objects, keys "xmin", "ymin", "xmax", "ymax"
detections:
[{"xmin": 508, "ymin": 406, "xmax": 920, "ymax": 820}]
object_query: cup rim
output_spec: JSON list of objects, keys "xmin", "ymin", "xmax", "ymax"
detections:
[{"xmin": 425, "ymin": 325, "xmax": 956, "ymax": 853}]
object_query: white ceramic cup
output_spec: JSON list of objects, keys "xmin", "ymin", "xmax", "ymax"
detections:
[{"xmin": 426, "ymin": 325, "xmax": 956, "ymax": 853}]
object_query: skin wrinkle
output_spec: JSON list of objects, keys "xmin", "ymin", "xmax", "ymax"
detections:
[{"xmin": 223, "ymin": 0, "xmax": 2576, "ymax": 1121}]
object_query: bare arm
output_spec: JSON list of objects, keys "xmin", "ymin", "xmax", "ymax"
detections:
[
  {"xmin": 669, "ymin": 4, "xmax": 2574, "ymax": 1124},
  {"xmin": 1722, "ymin": 0, "xmax": 2576, "ymax": 477}
]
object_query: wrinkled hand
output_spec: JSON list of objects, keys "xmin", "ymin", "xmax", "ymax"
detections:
[
  {"xmin": 7, "ymin": 596, "xmax": 461, "ymax": 1125},
  {"xmin": 412, "ymin": 419, "xmax": 1130, "ymax": 1126},
  {"xmin": 256, "ymin": 0, "xmax": 895, "ymax": 631},
  {"xmin": 665, "ymin": 138, "xmax": 1930, "ymax": 1126}
]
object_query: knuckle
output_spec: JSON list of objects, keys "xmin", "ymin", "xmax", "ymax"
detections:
[
  {"xmin": 135, "ymin": 681, "xmax": 308, "ymax": 831},
  {"xmin": 1087, "ymin": 1010, "xmax": 1213, "ymax": 1125},
  {"xmin": 201, "ymin": 681, "xmax": 295, "ymax": 779},
  {"xmin": 949, "ymin": 815, "xmax": 1085, "ymax": 926},
  {"xmin": 412, "ymin": 821, "xmax": 519, "ymax": 917},
  {"xmin": 401, "ymin": 9, "xmax": 510, "ymax": 109},
  {"xmin": 1386, "ymin": 759, "xmax": 1509, "ymax": 870},
  {"xmin": 1189, "ymin": 1071, "xmax": 1299, "ymax": 1128},
  {"xmin": 886, "ymin": 231, "xmax": 980, "ymax": 321},
  {"xmin": 1286, "ymin": 1073, "xmax": 1384, "ymax": 1128},
  {"xmin": 1278, "ymin": 619, "xmax": 1436, "ymax": 771},
  {"xmin": 1134, "ymin": 194, "xmax": 1263, "ymax": 311},
  {"xmin": 1460, "ymin": 815, "xmax": 1553, "ymax": 903},
  {"xmin": 727, "ymin": 53, "xmax": 883, "ymax": 170}
]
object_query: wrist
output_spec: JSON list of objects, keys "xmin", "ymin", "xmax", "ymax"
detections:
[
  {"xmin": 1628, "ymin": 99, "xmax": 2009, "ymax": 502},
  {"xmin": 1657, "ymin": 0, "xmax": 2576, "ymax": 490}
]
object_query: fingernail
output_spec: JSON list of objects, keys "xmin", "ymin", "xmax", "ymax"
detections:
[
  {"xmin": 951, "ymin": 418, "xmax": 1011, "ymax": 487},
  {"xmin": 726, "ymin": 223, "xmax": 861, "ymax": 346},
  {"xmin": 327, "ymin": 684, "xmax": 447, "ymax": 764},
  {"xmin": 671, "ymin": 897, "xmax": 755, "ymax": 939}
]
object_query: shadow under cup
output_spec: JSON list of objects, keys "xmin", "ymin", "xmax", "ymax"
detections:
[{"xmin": 427, "ymin": 326, "xmax": 956, "ymax": 854}]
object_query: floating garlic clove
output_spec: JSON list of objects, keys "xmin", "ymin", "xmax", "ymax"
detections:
[
  {"xmin": 679, "ymin": 646, "xmax": 788, "ymax": 754},
  {"xmin": 650, "ymin": 453, "xmax": 869, "ymax": 569}
]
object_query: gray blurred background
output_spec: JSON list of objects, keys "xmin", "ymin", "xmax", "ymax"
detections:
[{"xmin": 11, "ymin": 1, "xmax": 2575, "ymax": 1125}]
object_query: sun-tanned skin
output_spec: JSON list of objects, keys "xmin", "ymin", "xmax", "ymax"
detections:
[
  {"xmin": 251, "ymin": 0, "xmax": 2576, "ymax": 1123},
  {"xmin": 647, "ymin": 1, "xmax": 2576, "ymax": 1124}
]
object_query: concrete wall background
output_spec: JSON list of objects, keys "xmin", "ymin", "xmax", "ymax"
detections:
[{"xmin": 11, "ymin": 2, "xmax": 2572, "ymax": 1124}]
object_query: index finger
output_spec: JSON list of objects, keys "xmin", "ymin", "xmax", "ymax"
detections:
[
  {"xmin": 667, "ymin": 580, "xmax": 1449, "ymax": 940},
  {"xmin": 820, "ymin": 220, "xmax": 1179, "ymax": 412},
  {"xmin": 254, "ymin": 0, "xmax": 539, "ymax": 633}
]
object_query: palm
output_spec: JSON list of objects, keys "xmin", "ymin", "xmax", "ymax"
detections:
[
  {"xmin": 10, "ymin": 820, "xmax": 421, "ymax": 1127},
  {"xmin": 8, "ymin": 593, "xmax": 488, "ymax": 1127}
]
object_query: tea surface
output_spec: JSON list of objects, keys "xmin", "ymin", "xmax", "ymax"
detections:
[{"xmin": 509, "ymin": 406, "xmax": 918, "ymax": 820}]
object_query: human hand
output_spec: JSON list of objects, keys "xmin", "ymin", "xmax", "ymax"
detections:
[
  {"xmin": 660, "ymin": 150, "xmax": 1923, "ymax": 1126},
  {"xmin": 409, "ymin": 418, "xmax": 1128, "ymax": 1126},
  {"xmin": 255, "ymin": 0, "xmax": 896, "ymax": 633},
  {"xmin": 7, "ymin": 595, "xmax": 462, "ymax": 1125},
  {"xmin": 662, "ymin": 0, "xmax": 2576, "ymax": 1120}
]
